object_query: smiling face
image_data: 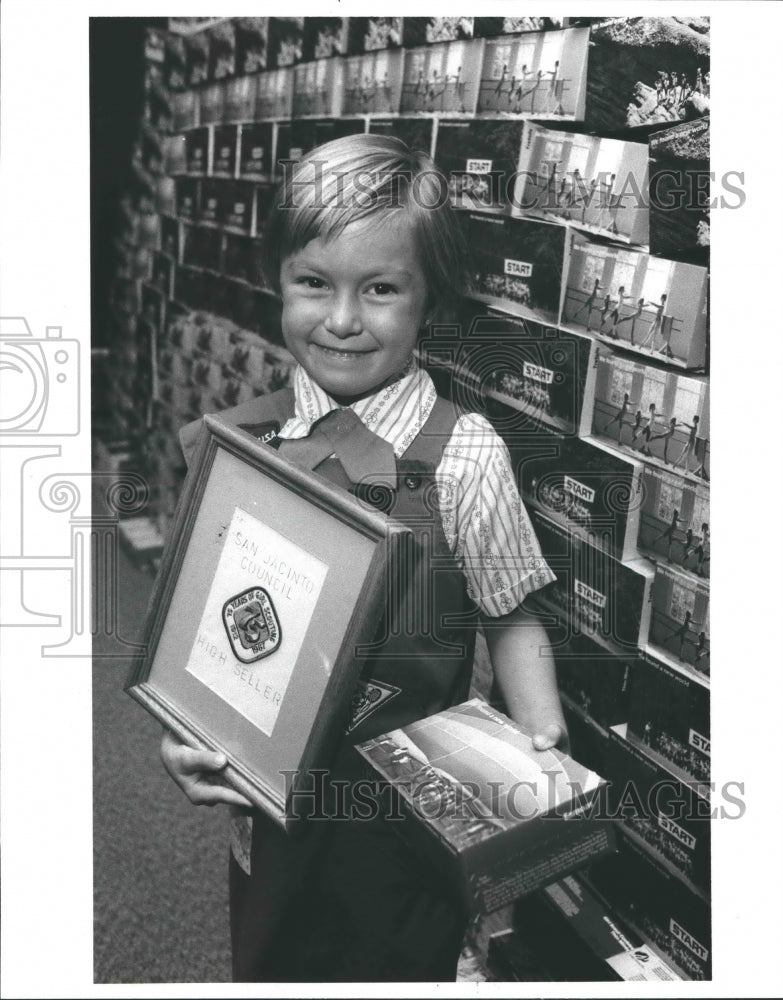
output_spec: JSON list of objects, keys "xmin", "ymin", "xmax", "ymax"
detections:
[{"xmin": 279, "ymin": 214, "xmax": 429, "ymax": 404}]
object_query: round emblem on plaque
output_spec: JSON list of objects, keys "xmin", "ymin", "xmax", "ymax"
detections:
[{"xmin": 222, "ymin": 587, "xmax": 282, "ymax": 663}]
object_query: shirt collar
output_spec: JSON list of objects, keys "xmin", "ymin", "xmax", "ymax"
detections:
[{"xmin": 280, "ymin": 358, "xmax": 438, "ymax": 458}]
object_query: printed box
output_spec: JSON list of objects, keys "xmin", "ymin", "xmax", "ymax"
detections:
[
  {"xmin": 139, "ymin": 211, "xmax": 162, "ymax": 251},
  {"xmin": 140, "ymin": 282, "xmax": 166, "ymax": 334},
  {"xmin": 514, "ymin": 126, "xmax": 650, "ymax": 247},
  {"xmin": 342, "ymin": 50, "xmax": 405, "ymax": 116},
  {"xmin": 367, "ymin": 117, "xmax": 433, "ymax": 155},
  {"xmin": 434, "ymin": 119, "xmax": 525, "ymax": 213},
  {"xmin": 207, "ymin": 19, "xmax": 236, "ymax": 81},
  {"xmin": 225, "ymin": 75, "xmax": 258, "ymax": 122},
  {"xmin": 554, "ymin": 632, "xmax": 632, "ymax": 731},
  {"xmin": 528, "ymin": 509, "xmax": 654, "ymax": 654},
  {"xmin": 222, "ymin": 233, "xmax": 265, "ymax": 286},
  {"xmin": 292, "ymin": 58, "xmax": 345, "ymax": 118},
  {"xmin": 216, "ymin": 282, "xmax": 283, "ymax": 345},
  {"xmin": 260, "ymin": 342, "xmax": 296, "ymax": 392},
  {"xmin": 162, "ymin": 135, "xmax": 187, "ymax": 176},
  {"xmin": 400, "ymin": 39, "xmax": 485, "ymax": 115},
  {"xmin": 198, "ymin": 179, "xmax": 222, "ymax": 226},
  {"xmin": 145, "ymin": 82, "xmax": 173, "ymax": 133},
  {"xmin": 159, "ymin": 216, "xmax": 181, "ymax": 260},
  {"xmin": 151, "ymin": 251, "xmax": 174, "ymax": 299},
  {"xmin": 420, "ymin": 309, "xmax": 596, "ymax": 437},
  {"xmin": 638, "ymin": 465, "xmax": 709, "ymax": 579},
  {"xmin": 164, "ymin": 31, "xmax": 187, "ymax": 91},
  {"xmin": 562, "ymin": 17, "xmax": 610, "ymax": 28},
  {"xmin": 144, "ymin": 27, "xmax": 166, "ymax": 79},
  {"xmin": 141, "ymin": 125, "xmax": 164, "ymax": 176},
  {"xmin": 172, "ymin": 90, "xmax": 199, "ymax": 132},
  {"xmin": 604, "ymin": 724, "xmax": 710, "ymax": 897},
  {"xmin": 212, "ymin": 125, "xmax": 238, "ymax": 178},
  {"xmin": 275, "ymin": 119, "xmax": 367, "ymax": 178},
  {"xmin": 477, "ymin": 27, "xmax": 589, "ymax": 120},
  {"xmin": 218, "ymin": 334, "xmax": 255, "ymax": 383},
  {"xmin": 239, "ymin": 342, "xmax": 270, "ymax": 396},
  {"xmin": 462, "ymin": 212, "xmax": 567, "ymax": 326},
  {"xmin": 220, "ymin": 180, "xmax": 256, "ymax": 235},
  {"xmin": 173, "ymin": 264, "xmax": 208, "ymax": 311},
  {"xmin": 254, "ymin": 186, "xmax": 276, "ymax": 246},
  {"xmin": 254, "ymin": 68, "xmax": 294, "ymax": 120},
  {"xmin": 131, "ymin": 312, "xmax": 157, "ymax": 416},
  {"xmin": 114, "ymin": 238, "xmax": 148, "ymax": 281},
  {"xmin": 238, "ymin": 123, "xmax": 274, "ymax": 182},
  {"xmin": 648, "ymin": 561, "xmax": 710, "ymax": 678},
  {"xmin": 165, "ymin": 348, "xmax": 193, "ymax": 387},
  {"xmin": 176, "ymin": 313, "xmax": 236, "ymax": 361},
  {"xmin": 351, "ymin": 17, "xmax": 404, "ymax": 53},
  {"xmin": 234, "ymin": 17, "xmax": 269, "ymax": 74},
  {"xmin": 269, "ymin": 17, "xmax": 304, "ymax": 69},
  {"xmin": 561, "ymin": 230, "xmax": 708, "ymax": 370},
  {"xmin": 590, "ymin": 345, "xmax": 710, "ymax": 483},
  {"xmin": 355, "ymin": 699, "xmax": 613, "ymax": 914},
  {"xmin": 199, "ymin": 83, "xmax": 225, "ymax": 126},
  {"xmin": 626, "ymin": 649, "xmax": 710, "ymax": 785},
  {"xmin": 583, "ymin": 16, "xmax": 710, "ymax": 133},
  {"xmin": 302, "ymin": 17, "xmax": 351, "ymax": 60},
  {"xmin": 515, "ymin": 875, "xmax": 685, "ymax": 981},
  {"xmin": 649, "ymin": 118, "xmax": 710, "ymax": 260},
  {"xmin": 474, "ymin": 18, "xmax": 562, "ymax": 38},
  {"xmin": 606, "ymin": 726, "xmax": 711, "ymax": 899},
  {"xmin": 214, "ymin": 367, "xmax": 257, "ymax": 411},
  {"xmin": 185, "ymin": 128, "xmax": 210, "ymax": 176},
  {"xmin": 182, "ymin": 223, "xmax": 223, "ymax": 272},
  {"xmin": 188, "ymin": 354, "xmax": 223, "ymax": 394},
  {"xmin": 185, "ymin": 29, "xmax": 210, "ymax": 87},
  {"xmin": 582, "ymin": 832, "xmax": 710, "ymax": 981},
  {"xmin": 402, "ymin": 17, "xmax": 475, "ymax": 47},
  {"xmin": 118, "ymin": 516, "xmax": 165, "ymax": 566},
  {"xmin": 561, "ymin": 696, "xmax": 612, "ymax": 779},
  {"xmin": 518, "ymin": 433, "xmax": 644, "ymax": 561}
]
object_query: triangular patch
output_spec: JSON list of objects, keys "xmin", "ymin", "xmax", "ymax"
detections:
[
  {"xmin": 346, "ymin": 679, "xmax": 401, "ymax": 733},
  {"xmin": 238, "ymin": 420, "xmax": 280, "ymax": 445}
]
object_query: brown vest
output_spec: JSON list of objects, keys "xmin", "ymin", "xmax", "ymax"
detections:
[{"xmin": 179, "ymin": 388, "xmax": 478, "ymax": 748}]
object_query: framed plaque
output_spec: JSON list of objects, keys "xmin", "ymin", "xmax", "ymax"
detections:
[{"xmin": 126, "ymin": 414, "xmax": 409, "ymax": 830}]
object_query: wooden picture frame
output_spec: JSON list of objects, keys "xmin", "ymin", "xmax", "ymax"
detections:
[{"xmin": 126, "ymin": 414, "xmax": 408, "ymax": 831}]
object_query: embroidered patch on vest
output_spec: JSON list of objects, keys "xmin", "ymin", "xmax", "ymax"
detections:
[
  {"xmin": 347, "ymin": 679, "xmax": 402, "ymax": 733},
  {"xmin": 223, "ymin": 587, "xmax": 282, "ymax": 663},
  {"xmin": 238, "ymin": 420, "xmax": 280, "ymax": 445}
]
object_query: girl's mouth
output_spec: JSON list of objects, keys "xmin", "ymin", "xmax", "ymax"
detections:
[{"xmin": 315, "ymin": 344, "xmax": 371, "ymax": 360}]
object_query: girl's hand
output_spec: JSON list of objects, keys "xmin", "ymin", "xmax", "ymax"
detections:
[
  {"xmin": 532, "ymin": 722, "xmax": 571, "ymax": 755},
  {"xmin": 160, "ymin": 729, "xmax": 254, "ymax": 808}
]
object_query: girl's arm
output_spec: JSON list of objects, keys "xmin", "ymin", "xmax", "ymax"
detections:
[{"xmin": 480, "ymin": 603, "xmax": 568, "ymax": 752}]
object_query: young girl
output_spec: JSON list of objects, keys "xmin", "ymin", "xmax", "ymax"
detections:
[{"xmin": 161, "ymin": 134, "xmax": 566, "ymax": 983}]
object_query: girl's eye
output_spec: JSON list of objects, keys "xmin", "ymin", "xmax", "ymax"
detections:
[
  {"xmin": 297, "ymin": 276, "xmax": 326, "ymax": 289},
  {"xmin": 369, "ymin": 283, "xmax": 396, "ymax": 296}
]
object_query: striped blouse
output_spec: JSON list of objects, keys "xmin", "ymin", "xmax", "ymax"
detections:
[{"xmin": 279, "ymin": 362, "xmax": 556, "ymax": 617}]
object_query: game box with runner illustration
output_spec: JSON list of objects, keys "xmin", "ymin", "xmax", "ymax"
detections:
[
  {"xmin": 560, "ymin": 229, "xmax": 708, "ymax": 370},
  {"xmin": 513, "ymin": 125, "xmax": 649, "ymax": 247},
  {"xmin": 355, "ymin": 698, "xmax": 614, "ymax": 913}
]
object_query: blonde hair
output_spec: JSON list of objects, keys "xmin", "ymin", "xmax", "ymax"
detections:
[{"xmin": 263, "ymin": 133, "xmax": 469, "ymax": 319}]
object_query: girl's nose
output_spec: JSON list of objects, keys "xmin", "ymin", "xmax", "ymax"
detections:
[{"xmin": 324, "ymin": 292, "xmax": 362, "ymax": 337}]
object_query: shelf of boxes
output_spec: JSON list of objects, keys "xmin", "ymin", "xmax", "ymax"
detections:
[{"xmin": 98, "ymin": 14, "xmax": 712, "ymax": 979}]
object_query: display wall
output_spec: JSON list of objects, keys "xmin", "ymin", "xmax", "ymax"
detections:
[{"xmin": 95, "ymin": 14, "xmax": 711, "ymax": 983}]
